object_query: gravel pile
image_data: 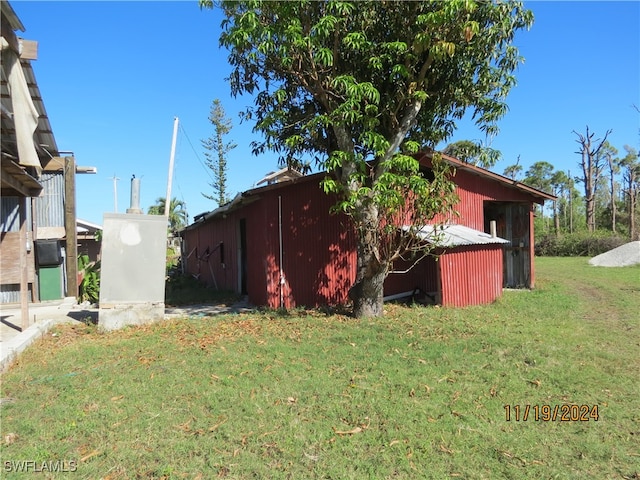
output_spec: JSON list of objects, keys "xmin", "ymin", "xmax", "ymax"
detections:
[{"xmin": 588, "ymin": 241, "xmax": 640, "ymax": 267}]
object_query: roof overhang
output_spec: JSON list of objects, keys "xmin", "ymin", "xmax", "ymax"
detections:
[
  {"xmin": 1, "ymin": 156, "xmax": 43, "ymax": 196},
  {"xmin": 2, "ymin": 1, "xmax": 59, "ymax": 195}
]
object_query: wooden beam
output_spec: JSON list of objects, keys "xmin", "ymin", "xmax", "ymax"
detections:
[
  {"xmin": 64, "ymin": 157, "xmax": 78, "ymax": 299},
  {"xmin": 19, "ymin": 39, "xmax": 38, "ymax": 60},
  {"xmin": 0, "ymin": 161, "xmax": 43, "ymax": 197},
  {"xmin": 1, "ymin": 167, "xmax": 32, "ymax": 196},
  {"xmin": 20, "ymin": 197, "xmax": 29, "ymax": 330},
  {"xmin": 42, "ymin": 156, "xmax": 66, "ymax": 172},
  {"xmin": 31, "ymin": 197, "xmax": 39, "ymax": 302}
]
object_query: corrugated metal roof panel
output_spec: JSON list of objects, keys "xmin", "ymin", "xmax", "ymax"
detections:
[{"xmin": 405, "ymin": 224, "xmax": 510, "ymax": 247}]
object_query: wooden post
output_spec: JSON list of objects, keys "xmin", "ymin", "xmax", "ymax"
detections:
[
  {"xmin": 30, "ymin": 196, "xmax": 39, "ymax": 302},
  {"xmin": 19, "ymin": 196, "xmax": 29, "ymax": 330},
  {"xmin": 64, "ymin": 156, "xmax": 78, "ymax": 299}
]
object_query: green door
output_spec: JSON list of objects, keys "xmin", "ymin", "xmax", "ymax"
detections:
[{"xmin": 39, "ymin": 265, "xmax": 63, "ymax": 300}]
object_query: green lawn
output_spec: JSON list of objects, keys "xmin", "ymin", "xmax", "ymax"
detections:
[{"xmin": 1, "ymin": 257, "xmax": 638, "ymax": 479}]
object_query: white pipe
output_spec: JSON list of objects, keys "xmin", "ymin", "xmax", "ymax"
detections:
[
  {"xmin": 383, "ymin": 291, "xmax": 414, "ymax": 302},
  {"xmin": 490, "ymin": 220, "xmax": 497, "ymax": 238},
  {"xmin": 165, "ymin": 117, "xmax": 179, "ymax": 219},
  {"xmin": 278, "ymin": 195, "xmax": 284, "ymax": 309}
]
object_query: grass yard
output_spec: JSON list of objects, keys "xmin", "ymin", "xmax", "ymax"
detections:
[{"xmin": 1, "ymin": 257, "xmax": 638, "ymax": 479}]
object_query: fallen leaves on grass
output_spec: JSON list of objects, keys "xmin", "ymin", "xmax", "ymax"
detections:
[
  {"xmin": 4, "ymin": 432, "xmax": 18, "ymax": 445},
  {"xmin": 175, "ymin": 319, "xmax": 265, "ymax": 350},
  {"xmin": 209, "ymin": 416, "xmax": 228, "ymax": 432},
  {"xmin": 333, "ymin": 418, "xmax": 370, "ymax": 436},
  {"xmin": 79, "ymin": 449, "xmax": 102, "ymax": 463},
  {"xmin": 439, "ymin": 444, "xmax": 455, "ymax": 455},
  {"xmin": 333, "ymin": 426, "xmax": 364, "ymax": 435}
]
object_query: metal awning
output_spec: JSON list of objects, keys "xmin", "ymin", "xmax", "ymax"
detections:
[{"xmin": 404, "ymin": 224, "xmax": 510, "ymax": 247}]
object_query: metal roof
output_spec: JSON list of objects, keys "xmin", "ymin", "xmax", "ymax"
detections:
[
  {"xmin": 1, "ymin": 1, "xmax": 59, "ymax": 177},
  {"xmin": 404, "ymin": 224, "xmax": 510, "ymax": 247}
]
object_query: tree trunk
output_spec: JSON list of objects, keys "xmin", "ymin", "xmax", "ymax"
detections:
[
  {"xmin": 608, "ymin": 156, "xmax": 617, "ymax": 234},
  {"xmin": 349, "ymin": 253, "xmax": 387, "ymax": 318},
  {"xmin": 574, "ymin": 128, "xmax": 610, "ymax": 233},
  {"xmin": 553, "ymin": 200, "xmax": 560, "ymax": 236},
  {"xmin": 631, "ymin": 187, "xmax": 637, "ymax": 240},
  {"xmin": 349, "ymin": 200, "xmax": 388, "ymax": 318},
  {"xmin": 585, "ymin": 194, "xmax": 596, "ymax": 232}
]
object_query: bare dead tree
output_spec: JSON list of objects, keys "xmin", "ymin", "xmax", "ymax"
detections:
[{"xmin": 573, "ymin": 127, "xmax": 611, "ymax": 232}]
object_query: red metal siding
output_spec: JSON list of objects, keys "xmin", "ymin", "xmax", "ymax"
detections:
[
  {"xmin": 182, "ymin": 158, "xmax": 544, "ymax": 309},
  {"xmin": 181, "ymin": 212, "xmax": 239, "ymax": 293},
  {"xmin": 439, "ymin": 245, "xmax": 504, "ymax": 307},
  {"xmin": 190, "ymin": 177, "xmax": 356, "ymax": 309},
  {"xmin": 417, "ymin": 155, "xmax": 537, "ymax": 289},
  {"xmin": 428, "ymin": 167, "xmax": 539, "ymax": 229},
  {"xmin": 273, "ymin": 180, "xmax": 357, "ymax": 308}
]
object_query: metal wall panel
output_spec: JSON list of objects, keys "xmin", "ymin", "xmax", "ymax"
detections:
[
  {"xmin": 430, "ymin": 167, "xmax": 538, "ymax": 229},
  {"xmin": 0, "ymin": 284, "xmax": 31, "ymax": 304},
  {"xmin": 440, "ymin": 245, "xmax": 504, "ymax": 307},
  {"xmin": 182, "ymin": 212, "xmax": 239, "ymax": 294},
  {"xmin": 1, "ymin": 197, "xmax": 32, "ymax": 232},
  {"xmin": 34, "ymin": 172, "xmax": 65, "ymax": 229}
]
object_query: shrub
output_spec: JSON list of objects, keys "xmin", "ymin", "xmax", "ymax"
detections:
[
  {"xmin": 78, "ymin": 254, "xmax": 100, "ymax": 303},
  {"xmin": 535, "ymin": 231, "xmax": 627, "ymax": 257}
]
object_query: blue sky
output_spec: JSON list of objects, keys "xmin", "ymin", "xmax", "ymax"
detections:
[{"xmin": 12, "ymin": 1, "xmax": 640, "ymax": 226}]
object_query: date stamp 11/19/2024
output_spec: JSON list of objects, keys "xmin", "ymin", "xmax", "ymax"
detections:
[{"xmin": 504, "ymin": 404, "xmax": 599, "ymax": 422}]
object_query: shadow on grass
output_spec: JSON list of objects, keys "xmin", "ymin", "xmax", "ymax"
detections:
[{"xmin": 66, "ymin": 310, "xmax": 99, "ymax": 325}]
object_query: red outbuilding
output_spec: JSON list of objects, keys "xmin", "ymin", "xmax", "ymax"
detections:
[{"xmin": 180, "ymin": 153, "xmax": 555, "ymax": 309}]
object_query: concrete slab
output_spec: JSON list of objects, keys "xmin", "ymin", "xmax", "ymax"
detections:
[
  {"xmin": 98, "ymin": 303, "xmax": 165, "ymax": 332},
  {"xmin": 0, "ymin": 298, "xmax": 98, "ymax": 372}
]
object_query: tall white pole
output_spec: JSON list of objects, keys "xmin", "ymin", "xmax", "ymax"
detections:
[
  {"xmin": 110, "ymin": 174, "xmax": 120, "ymax": 213},
  {"xmin": 165, "ymin": 117, "xmax": 179, "ymax": 219}
]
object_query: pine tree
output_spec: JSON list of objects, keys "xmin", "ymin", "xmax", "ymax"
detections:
[{"xmin": 202, "ymin": 99, "xmax": 236, "ymax": 206}]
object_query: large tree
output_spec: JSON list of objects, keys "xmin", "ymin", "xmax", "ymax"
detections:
[
  {"xmin": 503, "ymin": 155, "xmax": 523, "ymax": 180},
  {"xmin": 443, "ymin": 139, "xmax": 502, "ymax": 168},
  {"xmin": 524, "ymin": 161, "xmax": 554, "ymax": 231},
  {"xmin": 202, "ymin": 99, "xmax": 236, "ymax": 206},
  {"xmin": 600, "ymin": 141, "xmax": 619, "ymax": 233},
  {"xmin": 202, "ymin": 0, "xmax": 533, "ymax": 317},
  {"xmin": 574, "ymin": 127, "xmax": 611, "ymax": 233}
]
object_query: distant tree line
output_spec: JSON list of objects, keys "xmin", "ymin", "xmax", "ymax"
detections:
[{"xmin": 500, "ymin": 127, "xmax": 639, "ymax": 245}]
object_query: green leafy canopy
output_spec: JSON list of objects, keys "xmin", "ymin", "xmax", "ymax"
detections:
[
  {"xmin": 206, "ymin": 0, "xmax": 532, "ymax": 195},
  {"xmin": 201, "ymin": 0, "xmax": 533, "ymax": 315}
]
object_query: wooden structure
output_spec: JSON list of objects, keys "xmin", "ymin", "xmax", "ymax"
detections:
[
  {"xmin": 1, "ymin": 1, "xmax": 82, "ymax": 328},
  {"xmin": 181, "ymin": 153, "xmax": 555, "ymax": 309}
]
